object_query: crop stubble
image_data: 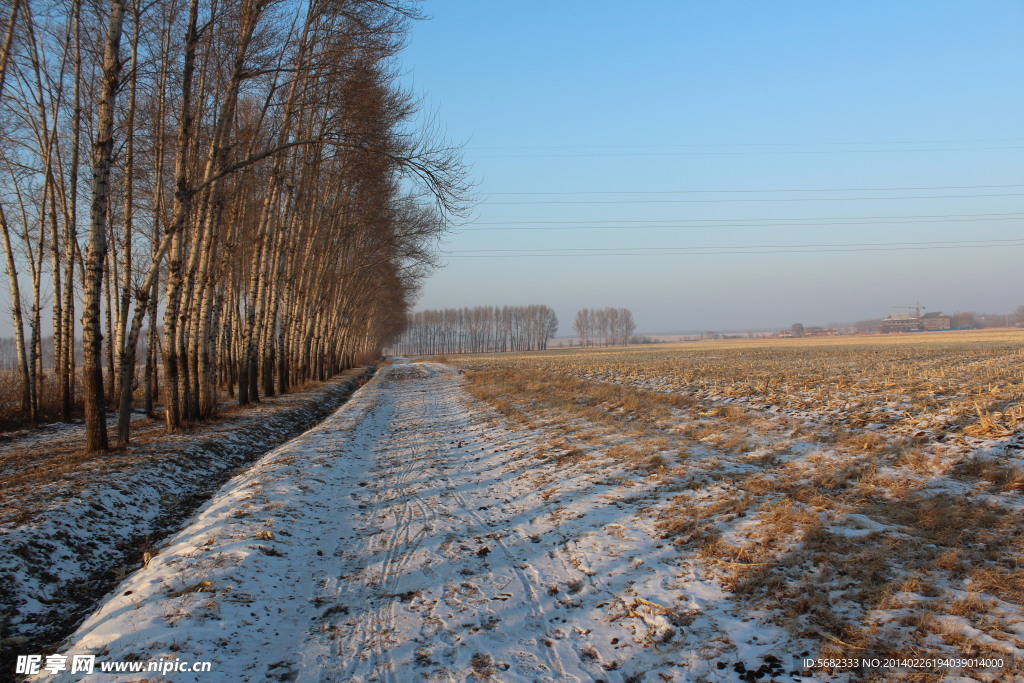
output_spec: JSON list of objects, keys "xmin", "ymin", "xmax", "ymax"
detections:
[{"xmin": 453, "ymin": 329, "xmax": 1024, "ymax": 680}]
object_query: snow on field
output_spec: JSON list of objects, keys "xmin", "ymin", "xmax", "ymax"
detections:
[
  {"xmin": 39, "ymin": 362, "xmax": 815, "ymax": 682},
  {"xmin": 451, "ymin": 339, "xmax": 1024, "ymax": 682}
]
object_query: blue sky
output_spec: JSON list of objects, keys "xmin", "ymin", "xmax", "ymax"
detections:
[{"xmin": 399, "ymin": 1, "xmax": 1024, "ymax": 333}]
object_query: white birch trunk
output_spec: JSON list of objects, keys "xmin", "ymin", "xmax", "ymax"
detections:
[{"xmin": 82, "ymin": 0, "xmax": 125, "ymax": 452}]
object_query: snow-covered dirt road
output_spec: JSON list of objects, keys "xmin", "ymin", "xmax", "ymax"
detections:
[{"xmin": 44, "ymin": 362, "xmax": 803, "ymax": 682}]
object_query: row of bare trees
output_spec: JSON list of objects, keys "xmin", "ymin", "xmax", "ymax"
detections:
[
  {"xmin": 572, "ymin": 307, "xmax": 636, "ymax": 347},
  {"xmin": 0, "ymin": 0, "xmax": 468, "ymax": 451},
  {"xmin": 390, "ymin": 305, "xmax": 558, "ymax": 355}
]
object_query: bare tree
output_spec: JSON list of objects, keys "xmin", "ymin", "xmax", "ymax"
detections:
[
  {"xmin": 0, "ymin": 0, "xmax": 469, "ymax": 448},
  {"xmin": 394, "ymin": 305, "xmax": 557, "ymax": 355},
  {"xmin": 80, "ymin": 0, "xmax": 126, "ymax": 451},
  {"xmin": 571, "ymin": 307, "xmax": 636, "ymax": 347}
]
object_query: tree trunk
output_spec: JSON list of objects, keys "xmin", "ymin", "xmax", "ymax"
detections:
[
  {"xmin": 82, "ymin": 0, "xmax": 126, "ymax": 453},
  {"xmin": 60, "ymin": 0, "xmax": 82, "ymax": 422},
  {"xmin": 113, "ymin": 0, "xmax": 140, "ymax": 438},
  {"xmin": 162, "ymin": 0, "xmax": 199, "ymax": 432},
  {"xmin": 0, "ymin": 206, "xmax": 30, "ymax": 413}
]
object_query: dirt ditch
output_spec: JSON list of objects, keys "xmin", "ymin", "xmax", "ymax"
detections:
[{"xmin": 0, "ymin": 366, "xmax": 374, "ymax": 678}]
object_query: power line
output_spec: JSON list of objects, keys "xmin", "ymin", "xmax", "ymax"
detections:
[
  {"xmin": 467, "ymin": 211, "xmax": 1024, "ymax": 226},
  {"xmin": 484, "ymin": 183, "xmax": 1024, "ymax": 196},
  {"xmin": 461, "ymin": 215, "xmax": 1024, "ymax": 232},
  {"xmin": 447, "ymin": 238, "xmax": 1023, "ymax": 254},
  {"xmin": 441, "ymin": 239, "xmax": 1024, "ymax": 258},
  {"xmin": 484, "ymin": 192, "xmax": 1024, "ymax": 206},
  {"xmin": 469, "ymin": 138, "xmax": 1024, "ymax": 152},
  {"xmin": 472, "ymin": 146, "xmax": 1024, "ymax": 159}
]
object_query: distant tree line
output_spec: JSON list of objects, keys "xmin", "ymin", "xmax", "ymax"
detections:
[
  {"xmin": 573, "ymin": 307, "xmax": 637, "ymax": 347},
  {"xmin": 0, "ymin": 0, "xmax": 468, "ymax": 451},
  {"xmin": 949, "ymin": 310, "xmax": 1024, "ymax": 329},
  {"xmin": 390, "ymin": 306, "xmax": 558, "ymax": 355}
]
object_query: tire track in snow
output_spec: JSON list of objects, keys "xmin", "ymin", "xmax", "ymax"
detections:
[
  {"xmin": 313, "ymin": 363, "xmax": 589, "ymax": 681},
  {"xmin": 418, "ymin": 366, "xmax": 580, "ymax": 680},
  {"xmin": 56, "ymin": 361, "xmax": 620, "ymax": 683},
  {"xmin": 446, "ymin": 485, "xmax": 567, "ymax": 678},
  {"xmin": 326, "ymin": 369, "xmax": 442, "ymax": 681}
]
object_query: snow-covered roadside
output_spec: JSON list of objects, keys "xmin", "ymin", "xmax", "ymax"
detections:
[
  {"xmin": 0, "ymin": 369, "xmax": 371, "ymax": 670},
  {"xmin": 37, "ymin": 362, "xmax": 814, "ymax": 682},
  {"xmin": 0, "ymin": 411, "xmax": 148, "ymax": 460}
]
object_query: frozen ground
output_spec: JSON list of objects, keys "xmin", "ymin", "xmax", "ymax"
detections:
[
  {"xmin": 38, "ymin": 362, "xmax": 813, "ymax": 682},
  {"xmin": 454, "ymin": 342, "xmax": 1024, "ymax": 682},
  {"xmin": 0, "ymin": 370, "xmax": 370, "ymax": 675}
]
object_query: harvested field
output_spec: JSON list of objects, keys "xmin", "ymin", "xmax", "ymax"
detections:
[{"xmin": 452, "ymin": 329, "xmax": 1024, "ymax": 680}]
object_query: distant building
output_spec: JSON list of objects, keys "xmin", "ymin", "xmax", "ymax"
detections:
[
  {"xmin": 921, "ymin": 312, "xmax": 951, "ymax": 330},
  {"xmin": 880, "ymin": 311, "xmax": 951, "ymax": 333},
  {"xmin": 881, "ymin": 313, "xmax": 921, "ymax": 334}
]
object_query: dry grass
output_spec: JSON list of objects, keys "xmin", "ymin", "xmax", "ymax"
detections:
[
  {"xmin": 453, "ymin": 329, "xmax": 1024, "ymax": 669},
  {"xmin": 457, "ymin": 329, "xmax": 1024, "ymax": 445},
  {"xmin": 969, "ymin": 567, "xmax": 1024, "ymax": 605},
  {"xmin": 0, "ymin": 370, "xmax": 80, "ymax": 432},
  {"xmin": 953, "ymin": 455, "xmax": 1024, "ymax": 493},
  {"xmin": 656, "ymin": 493, "xmax": 754, "ymax": 543},
  {"xmin": 0, "ymin": 369, "xmax": 369, "ymax": 529}
]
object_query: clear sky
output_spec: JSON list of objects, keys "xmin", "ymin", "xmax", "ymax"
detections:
[{"xmin": 398, "ymin": 0, "xmax": 1024, "ymax": 334}]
